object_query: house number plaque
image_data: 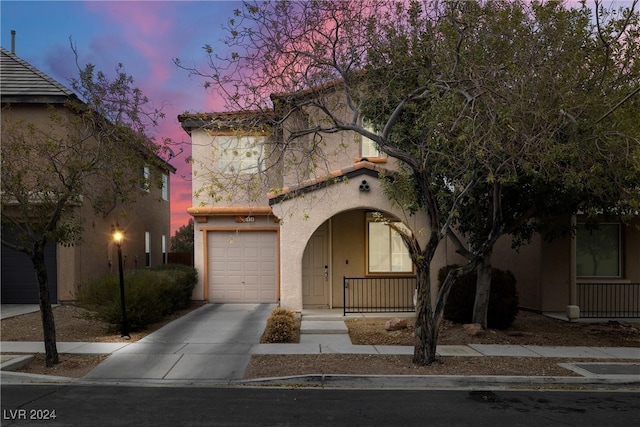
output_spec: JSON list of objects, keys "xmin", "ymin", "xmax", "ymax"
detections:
[{"xmin": 236, "ymin": 216, "xmax": 256, "ymax": 223}]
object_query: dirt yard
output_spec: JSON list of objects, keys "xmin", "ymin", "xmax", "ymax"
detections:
[{"xmin": 2, "ymin": 304, "xmax": 639, "ymax": 378}]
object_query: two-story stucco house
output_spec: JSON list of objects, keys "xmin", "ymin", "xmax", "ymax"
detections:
[
  {"xmin": 1, "ymin": 47, "xmax": 176, "ymax": 304},
  {"xmin": 180, "ymin": 85, "xmax": 639, "ymax": 319}
]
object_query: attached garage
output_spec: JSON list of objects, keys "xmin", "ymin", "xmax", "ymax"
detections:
[
  {"xmin": 1, "ymin": 237, "xmax": 57, "ymax": 304},
  {"xmin": 207, "ymin": 230, "xmax": 278, "ymax": 303}
]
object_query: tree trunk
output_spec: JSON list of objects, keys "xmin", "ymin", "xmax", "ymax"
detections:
[
  {"xmin": 472, "ymin": 251, "xmax": 493, "ymax": 329},
  {"xmin": 413, "ymin": 266, "xmax": 438, "ymax": 365},
  {"xmin": 416, "ymin": 261, "xmax": 480, "ymax": 365},
  {"xmin": 32, "ymin": 242, "xmax": 59, "ymax": 367}
]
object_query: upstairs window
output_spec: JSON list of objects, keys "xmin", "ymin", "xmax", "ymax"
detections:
[
  {"xmin": 161, "ymin": 173, "xmax": 169, "ymax": 201},
  {"xmin": 576, "ymin": 223, "xmax": 621, "ymax": 278},
  {"xmin": 140, "ymin": 166, "xmax": 150, "ymax": 192},
  {"xmin": 367, "ymin": 215, "xmax": 413, "ymax": 273},
  {"xmin": 361, "ymin": 119, "xmax": 381, "ymax": 159},
  {"xmin": 218, "ymin": 135, "xmax": 263, "ymax": 173}
]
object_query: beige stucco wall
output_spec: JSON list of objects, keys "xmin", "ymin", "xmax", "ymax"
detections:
[
  {"xmin": 490, "ymin": 234, "xmax": 543, "ymax": 312},
  {"xmin": 55, "ymin": 168, "xmax": 172, "ymax": 302},
  {"xmin": 189, "ymin": 128, "xmax": 274, "ymax": 207}
]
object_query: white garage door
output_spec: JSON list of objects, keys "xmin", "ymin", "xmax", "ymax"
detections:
[{"xmin": 208, "ymin": 231, "xmax": 278, "ymax": 303}]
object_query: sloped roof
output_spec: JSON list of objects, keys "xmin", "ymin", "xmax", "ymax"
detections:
[{"xmin": 0, "ymin": 47, "xmax": 75, "ymax": 103}]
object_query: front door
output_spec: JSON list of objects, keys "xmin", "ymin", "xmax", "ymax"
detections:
[{"xmin": 302, "ymin": 221, "xmax": 329, "ymax": 307}]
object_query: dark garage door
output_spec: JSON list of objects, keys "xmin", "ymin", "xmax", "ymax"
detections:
[{"xmin": 1, "ymin": 233, "xmax": 57, "ymax": 304}]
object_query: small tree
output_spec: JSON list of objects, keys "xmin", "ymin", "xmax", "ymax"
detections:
[
  {"xmin": 1, "ymin": 47, "xmax": 168, "ymax": 366},
  {"xmin": 171, "ymin": 219, "xmax": 194, "ymax": 253}
]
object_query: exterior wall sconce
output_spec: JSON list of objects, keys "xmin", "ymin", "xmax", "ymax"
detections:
[{"xmin": 359, "ymin": 180, "xmax": 370, "ymax": 192}]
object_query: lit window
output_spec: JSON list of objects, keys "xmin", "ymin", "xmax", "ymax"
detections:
[
  {"xmin": 361, "ymin": 119, "xmax": 380, "ymax": 158},
  {"xmin": 218, "ymin": 135, "xmax": 263, "ymax": 173},
  {"xmin": 368, "ymin": 218, "xmax": 412, "ymax": 273},
  {"xmin": 576, "ymin": 223, "xmax": 621, "ymax": 278}
]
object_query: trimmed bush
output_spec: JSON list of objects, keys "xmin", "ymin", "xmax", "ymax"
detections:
[
  {"xmin": 438, "ymin": 264, "xmax": 518, "ymax": 330},
  {"xmin": 153, "ymin": 264, "xmax": 199, "ymax": 311},
  {"xmin": 262, "ymin": 307, "xmax": 297, "ymax": 343},
  {"xmin": 76, "ymin": 265, "xmax": 197, "ymax": 331}
]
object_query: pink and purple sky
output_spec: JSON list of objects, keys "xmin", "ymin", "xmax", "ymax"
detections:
[{"xmin": 1, "ymin": 0, "xmax": 244, "ymax": 234}]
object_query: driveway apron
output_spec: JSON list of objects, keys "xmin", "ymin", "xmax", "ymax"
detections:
[{"xmin": 84, "ymin": 303, "xmax": 275, "ymax": 381}]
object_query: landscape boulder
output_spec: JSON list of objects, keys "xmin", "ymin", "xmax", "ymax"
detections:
[
  {"xmin": 463, "ymin": 323, "xmax": 484, "ymax": 336},
  {"xmin": 385, "ymin": 318, "xmax": 408, "ymax": 331}
]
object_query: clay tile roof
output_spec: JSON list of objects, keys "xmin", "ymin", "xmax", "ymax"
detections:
[{"xmin": 178, "ymin": 110, "xmax": 276, "ymax": 133}]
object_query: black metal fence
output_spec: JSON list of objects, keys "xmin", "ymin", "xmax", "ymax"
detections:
[
  {"xmin": 343, "ymin": 276, "xmax": 416, "ymax": 315},
  {"xmin": 167, "ymin": 252, "xmax": 194, "ymax": 267},
  {"xmin": 577, "ymin": 282, "xmax": 640, "ymax": 318}
]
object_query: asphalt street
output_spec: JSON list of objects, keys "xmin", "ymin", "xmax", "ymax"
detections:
[{"xmin": 2, "ymin": 385, "xmax": 639, "ymax": 426}]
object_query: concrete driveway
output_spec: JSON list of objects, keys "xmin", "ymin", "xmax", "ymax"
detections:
[
  {"xmin": 1, "ymin": 304, "xmax": 45, "ymax": 319},
  {"xmin": 84, "ymin": 303, "xmax": 275, "ymax": 382}
]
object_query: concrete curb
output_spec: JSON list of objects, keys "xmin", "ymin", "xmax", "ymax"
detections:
[
  {"xmin": 2, "ymin": 368, "xmax": 639, "ymax": 390},
  {"xmin": 236, "ymin": 374, "xmax": 640, "ymax": 391},
  {"xmin": 0, "ymin": 355, "xmax": 34, "ymax": 372},
  {"xmin": 0, "ymin": 370, "xmax": 79, "ymax": 384}
]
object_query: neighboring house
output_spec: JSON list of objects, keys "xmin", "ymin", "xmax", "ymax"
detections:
[
  {"xmin": 0, "ymin": 47, "xmax": 176, "ymax": 304},
  {"xmin": 180, "ymin": 90, "xmax": 639, "ymax": 319}
]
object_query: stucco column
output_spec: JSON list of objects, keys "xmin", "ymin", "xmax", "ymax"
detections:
[
  {"xmin": 279, "ymin": 237, "xmax": 305, "ymax": 312},
  {"xmin": 271, "ymin": 206, "xmax": 309, "ymax": 312}
]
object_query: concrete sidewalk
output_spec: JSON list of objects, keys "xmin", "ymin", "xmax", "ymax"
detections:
[{"xmin": 1, "ymin": 305, "xmax": 639, "ymax": 388}]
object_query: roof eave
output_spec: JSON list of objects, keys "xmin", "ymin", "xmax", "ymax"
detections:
[{"xmin": 1, "ymin": 95, "xmax": 72, "ymax": 104}]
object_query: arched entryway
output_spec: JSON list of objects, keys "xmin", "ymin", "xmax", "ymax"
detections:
[{"xmin": 270, "ymin": 164, "xmax": 428, "ymax": 312}]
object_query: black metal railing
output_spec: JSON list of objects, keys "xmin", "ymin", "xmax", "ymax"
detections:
[
  {"xmin": 577, "ymin": 282, "xmax": 640, "ymax": 318},
  {"xmin": 343, "ymin": 276, "xmax": 416, "ymax": 315}
]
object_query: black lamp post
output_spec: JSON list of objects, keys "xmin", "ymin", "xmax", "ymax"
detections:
[{"xmin": 112, "ymin": 225, "xmax": 130, "ymax": 339}]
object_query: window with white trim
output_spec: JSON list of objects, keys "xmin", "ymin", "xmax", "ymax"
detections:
[
  {"xmin": 361, "ymin": 119, "xmax": 380, "ymax": 158},
  {"xmin": 161, "ymin": 173, "xmax": 169, "ymax": 201},
  {"xmin": 576, "ymin": 223, "xmax": 621, "ymax": 278},
  {"xmin": 218, "ymin": 135, "xmax": 263, "ymax": 173},
  {"xmin": 368, "ymin": 216, "xmax": 412, "ymax": 273},
  {"xmin": 140, "ymin": 166, "xmax": 150, "ymax": 192},
  {"xmin": 162, "ymin": 234, "xmax": 167, "ymax": 264},
  {"xmin": 145, "ymin": 231, "xmax": 151, "ymax": 268}
]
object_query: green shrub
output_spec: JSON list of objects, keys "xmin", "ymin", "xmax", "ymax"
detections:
[
  {"xmin": 438, "ymin": 264, "xmax": 519, "ymax": 330},
  {"xmin": 262, "ymin": 307, "xmax": 297, "ymax": 343},
  {"xmin": 76, "ymin": 265, "xmax": 197, "ymax": 331},
  {"xmin": 153, "ymin": 264, "xmax": 198, "ymax": 311}
]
